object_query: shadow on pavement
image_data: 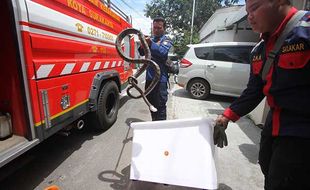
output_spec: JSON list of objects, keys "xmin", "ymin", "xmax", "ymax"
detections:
[
  {"xmin": 206, "ymin": 95, "xmax": 236, "ymax": 103},
  {"xmin": 0, "ymin": 129, "xmax": 102, "ymax": 189},
  {"xmin": 0, "ymin": 107, "xmax": 141, "ymax": 189},
  {"xmin": 99, "ymin": 165, "xmax": 224, "ymax": 190},
  {"xmin": 98, "ymin": 165, "xmax": 131, "ymax": 190},
  {"xmin": 171, "ymin": 88, "xmax": 191, "ymax": 98},
  {"xmin": 120, "ymin": 95, "xmax": 131, "ymax": 108},
  {"xmin": 218, "ymin": 183, "xmax": 233, "ymax": 190},
  {"xmin": 237, "ymin": 117, "xmax": 261, "ymax": 146},
  {"xmin": 123, "ymin": 118, "xmax": 145, "ymax": 143},
  {"xmin": 125, "ymin": 118, "xmax": 145, "ymax": 127},
  {"xmin": 239, "ymin": 143, "xmax": 259, "ymax": 164},
  {"xmin": 172, "ymin": 89, "xmax": 236, "ymax": 104},
  {"xmin": 235, "ymin": 117, "xmax": 261, "ymax": 165}
]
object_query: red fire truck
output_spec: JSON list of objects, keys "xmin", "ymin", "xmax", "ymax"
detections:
[{"xmin": 0, "ymin": 0, "xmax": 135, "ymax": 168}]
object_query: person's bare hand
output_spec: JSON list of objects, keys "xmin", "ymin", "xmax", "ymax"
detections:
[{"xmin": 215, "ymin": 115, "xmax": 229, "ymax": 129}]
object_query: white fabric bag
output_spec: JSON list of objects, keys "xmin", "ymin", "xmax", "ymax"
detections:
[{"xmin": 130, "ymin": 117, "xmax": 218, "ymax": 189}]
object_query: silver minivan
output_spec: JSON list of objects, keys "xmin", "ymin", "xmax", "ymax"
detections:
[{"xmin": 177, "ymin": 42, "xmax": 256, "ymax": 99}]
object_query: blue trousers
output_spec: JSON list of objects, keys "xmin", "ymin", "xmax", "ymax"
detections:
[{"xmin": 145, "ymin": 80, "xmax": 168, "ymax": 121}]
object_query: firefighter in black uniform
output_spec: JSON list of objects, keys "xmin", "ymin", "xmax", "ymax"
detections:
[{"xmin": 214, "ymin": 0, "xmax": 310, "ymax": 189}]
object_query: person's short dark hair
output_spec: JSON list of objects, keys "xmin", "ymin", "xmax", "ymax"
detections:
[{"xmin": 153, "ymin": 17, "xmax": 166, "ymax": 28}]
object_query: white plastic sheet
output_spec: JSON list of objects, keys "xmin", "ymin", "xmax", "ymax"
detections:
[{"xmin": 130, "ymin": 117, "xmax": 218, "ymax": 189}]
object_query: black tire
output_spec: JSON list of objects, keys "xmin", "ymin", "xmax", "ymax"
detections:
[
  {"xmin": 187, "ymin": 79, "xmax": 210, "ymax": 100},
  {"xmin": 89, "ymin": 81, "xmax": 120, "ymax": 131}
]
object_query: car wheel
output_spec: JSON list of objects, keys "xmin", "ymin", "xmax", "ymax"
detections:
[
  {"xmin": 88, "ymin": 81, "xmax": 120, "ymax": 131},
  {"xmin": 188, "ymin": 79, "xmax": 210, "ymax": 100}
]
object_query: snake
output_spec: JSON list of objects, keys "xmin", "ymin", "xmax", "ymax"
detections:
[{"xmin": 115, "ymin": 28, "xmax": 160, "ymax": 112}]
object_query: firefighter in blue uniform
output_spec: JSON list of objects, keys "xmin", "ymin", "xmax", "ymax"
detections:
[
  {"xmin": 214, "ymin": 0, "xmax": 310, "ymax": 189},
  {"xmin": 139, "ymin": 17, "xmax": 172, "ymax": 121}
]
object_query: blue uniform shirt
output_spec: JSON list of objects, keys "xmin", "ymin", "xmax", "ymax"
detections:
[{"xmin": 139, "ymin": 35, "xmax": 172, "ymax": 83}]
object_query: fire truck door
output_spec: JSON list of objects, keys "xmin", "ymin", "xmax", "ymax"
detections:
[{"xmin": 39, "ymin": 84, "xmax": 72, "ymax": 131}]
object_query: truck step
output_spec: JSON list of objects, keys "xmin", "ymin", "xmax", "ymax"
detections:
[{"xmin": 0, "ymin": 136, "xmax": 39, "ymax": 168}]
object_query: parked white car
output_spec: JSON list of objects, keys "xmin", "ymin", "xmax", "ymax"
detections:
[{"xmin": 177, "ymin": 42, "xmax": 256, "ymax": 99}]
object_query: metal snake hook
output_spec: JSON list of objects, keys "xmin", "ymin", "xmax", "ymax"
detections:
[{"xmin": 115, "ymin": 28, "xmax": 160, "ymax": 112}]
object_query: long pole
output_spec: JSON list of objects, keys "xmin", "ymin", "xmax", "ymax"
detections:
[{"xmin": 190, "ymin": 0, "xmax": 196, "ymax": 44}]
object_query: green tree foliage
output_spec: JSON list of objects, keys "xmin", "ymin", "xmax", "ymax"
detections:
[{"xmin": 144, "ymin": 0, "xmax": 239, "ymax": 56}]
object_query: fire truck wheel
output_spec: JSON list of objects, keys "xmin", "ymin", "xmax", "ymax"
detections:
[{"xmin": 92, "ymin": 80, "xmax": 120, "ymax": 130}]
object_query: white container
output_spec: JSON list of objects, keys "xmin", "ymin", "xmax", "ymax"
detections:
[
  {"xmin": 0, "ymin": 113, "xmax": 12, "ymax": 139},
  {"xmin": 130, "ymin": 117, "xmax": 217, "ymax": 190}
]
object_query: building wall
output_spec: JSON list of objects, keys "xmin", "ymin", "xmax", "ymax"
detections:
[
  {"xmin": 200, "ymin": 24, "xmax": 259, "ymax": 43},
  {"xmin": 214, "ymin": 30, "xmax": 235, "ymax": 42},
  {"xmin": 201, "ymin": 34, "xmax": 215, "ymax": 43},
  {"xmin": 233, "ymin": 30, "xmax": 259, "ymax": 42},
  {"xmin": 199, "ymin": 6, "xmax": 243, "ymax": 42}
]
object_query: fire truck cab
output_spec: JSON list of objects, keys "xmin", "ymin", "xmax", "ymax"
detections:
[{"xmin": 0, "ymin": 0, "xmax": 135, "ymax": 168}]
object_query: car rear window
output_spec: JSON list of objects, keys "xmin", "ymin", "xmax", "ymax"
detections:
[
  {"xmin": 194, "ymin": 47, "xmax": 212, "ymax": 60},
  {"xmin": 214, "ymin": 46, "xmax": 253, "ymax": 64}
]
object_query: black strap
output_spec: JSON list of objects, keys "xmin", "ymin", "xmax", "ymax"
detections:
[{"xmin": 261, "ymin": 10, "xmax": 306, "ymax": 80}]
